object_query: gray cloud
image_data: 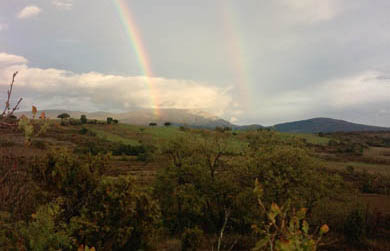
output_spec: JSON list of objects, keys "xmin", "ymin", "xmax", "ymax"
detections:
[
  {"xmin": 52, "ymin": 0, "xmax": 73, "ymax": 10},
  {"xmin": 0, "ymin": 23, "xmax": 7, "ymax": 31}
]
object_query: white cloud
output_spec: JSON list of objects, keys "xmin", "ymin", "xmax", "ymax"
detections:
[
  {"xmin": 17, "ymin": 6, "xmax": 42, "ymax": 19},
  {"xmin": 52, "ymin": 0, "xmax": 73, "ymax": 10},
  {"xmin": 281, "ymin": 0, "xmax": 340, "ymax": 23},
  {"xmin": 0, "ymin": 53, "xmax": 233, "ymax": 116},
  {"xmin": 0, "ymin": 53, "xmax": 28, "ymax": 67},
  {"xmin": 0, "ymin": 24, "xmax": 8, "ymax": 31}
]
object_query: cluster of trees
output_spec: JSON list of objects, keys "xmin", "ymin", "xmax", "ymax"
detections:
[
  {"xmin": 149, "ymin": 122, "xmax": 172, "ymax": 127},
  {"xmin": 56, "ymin": 114, "xmax": 119, "ymax": 125}
]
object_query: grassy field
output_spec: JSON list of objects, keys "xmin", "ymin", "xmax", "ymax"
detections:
[
  {"xmin": 288, "ymin": 132, "xmax": 330, "ymax": 145},
  {"xmin": 323, "ymin": 160, "xmax": 390, "ymax": 175}
]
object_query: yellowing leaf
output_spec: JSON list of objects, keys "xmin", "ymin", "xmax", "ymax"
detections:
[{"xmin": 320, "ymin": 224, "xmax": 329, "ymax": 234}]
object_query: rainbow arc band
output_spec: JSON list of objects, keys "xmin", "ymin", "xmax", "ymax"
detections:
[{"xmin": 113, "ymin": 0, "xmax": 160, "ymax": 117}]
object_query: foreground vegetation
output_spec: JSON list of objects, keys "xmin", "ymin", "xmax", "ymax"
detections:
[{"xmin": 1, "ymin": 113, "xmax": 390, "ymax": 250}]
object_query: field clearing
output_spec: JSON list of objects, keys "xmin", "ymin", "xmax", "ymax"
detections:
[
  {"xmin": 324, "ymin": 160, "xmax": 390, "ymax": 175},
  {"xmin": 86, "ymin": 125, "xmax": 141, "ymax": 145},
  {"xmin": 360, "ymin": 194, "xmax": 390, "ymax": 215},
  {"xmin": 364, "ymin": 147, "xmax": 390, "ymax": 160},
  {"xmin": 280, "ymin": 132, "xmax": 330, "ymax": 145}
]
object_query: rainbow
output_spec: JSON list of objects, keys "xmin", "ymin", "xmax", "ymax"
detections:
[
  {"xmin": 218, "ymin": 0, "xmax": 251, "ymax": 108},
  {"xmin": 112, "ymin": 0, "xmax": 160, "ymax": 116}
]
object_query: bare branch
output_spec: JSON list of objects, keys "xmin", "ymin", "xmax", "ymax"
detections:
[
  {"xmin": 9, "ymin": 97, "xmax": 23, "ymax": 117},
  {"xmin": 1, "ymin": 72, "xmax": 22, "ymax": 122}
]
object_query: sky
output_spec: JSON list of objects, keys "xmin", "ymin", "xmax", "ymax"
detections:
[{"xmin": 1, "ymin": 0, "xmax": 390, "ymax": 126}]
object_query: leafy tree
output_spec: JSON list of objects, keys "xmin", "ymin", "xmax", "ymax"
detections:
[
  {"xmin": 113, "ymin": 119, "xmax": 119, "ymax": 124},
  {"xmin": 70, "ymin": 176, "xmax": 160, "ymax": 250},
  {"xmin": 149, "ymin": 122, "xmax": 157, "ymax": 126},
  {"xmin": 80, "ymin": 114, "xmax": 87, "ymax": 124},
  {"xmin": 57, "ymin": 113, "xmax": 70, "ymax": 120},
  {"xmin": 57, "ymin": 113, "xmax": 70, "ymax": 125},
  {"xmin": 155, "ymin": 133, "xmax": 258, "ymax": 249},
  {"xmin": 164, "ymin": 122, "xmax": 171, "ymax": 127},
  {"xmin": 106, "ymin": 117, "xmax": 113, "ymax": 124}
]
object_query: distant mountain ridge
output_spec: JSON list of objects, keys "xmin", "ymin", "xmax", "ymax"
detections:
[
  {"xmin": 272, "ymin": 117, "xmax": 390, "ymax": 133},
  {"xmin": 16, "ymin": 110, "xmax": 390, "ymax": 133},
  {"xmin": 16, "ymin": 108, "xmax": 234, "ymax": 129}
]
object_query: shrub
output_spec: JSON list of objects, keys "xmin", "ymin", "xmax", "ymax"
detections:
[
  {"xmin": 79, "ymin": 127, "xmax": 88, "ymax": 135},
  {"xmin": 181, "ymin": 227, "xmax": 203, "ymax": 251},
  {"xmin": 31, "ymin": 140, "xmax": 47, "ymax": 150},
  {"xmin": 70, "ymin": 176, "xmax": 160, "ymax": 250},
  {"xmin": 69, "ymin": 118, "xmax": 82, "ymax": 126},
  {"xmin": 252, "ymin": 179, "xmax": 329, "ymax": 251},
  {"xmin": 20, "ymin": 201, "xmax": 74, "ymax": 250},
  {"xmin": 80, "ymin": 115, "xmax": 87, "ymax": 124},
  {"xmin": 344, "ymin": 208, "xmax": 366, "ymax": 244}
]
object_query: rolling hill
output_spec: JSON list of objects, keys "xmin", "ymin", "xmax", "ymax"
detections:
[
  {"xmin": 272, "ymin": 117, "xmax": 390, "ymax": 133},
  {"xmin": 16, "ymin": 109, "xmax": 390, "ymax": 133}
]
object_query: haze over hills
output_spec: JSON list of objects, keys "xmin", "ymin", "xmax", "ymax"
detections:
[{"xmin": 16, "ymin": 110, "xmax": 390, "ymax": 133}]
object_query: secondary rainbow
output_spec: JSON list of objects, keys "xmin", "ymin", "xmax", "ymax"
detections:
[
  {"xmin": 112, "ymin": 0, "xmax": 160, "ymax": 116},
  {"xmin": 218, "ymin": 0, "xmax": 251, "ymax": 108}
]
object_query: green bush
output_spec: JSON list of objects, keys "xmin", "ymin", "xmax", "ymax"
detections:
[
  {"xmin": 80, "ymin": 115, "xmax": 87, "ymax": 124},
  {"xmin": 344, "ymin": 208, "xmax": 366, "ymax": 244},
  {"xmin": 70, "ymin": 176, "xmax": 160, "ymax": 250},
  {"xmin": 181, "ymin": 227, "xmax": 203, "ymax": 251},
  {"xmin": 21, "ymin": 201, "xmax": 74, "ymax": 250}
]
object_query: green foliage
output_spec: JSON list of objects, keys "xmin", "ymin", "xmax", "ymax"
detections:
[
  {"xmin": 241, "ymin": 130, "xmax": 342, "ymax": 210},
  {"xmin": 21, "ymin": 201, "xmax": 74, "ymax": 250},
  {"xmin": 18, "ymin": 116, "xmax": 34, "ymax": 143},
  {"xmin": 57, "ymin": 113, "xmax": 70, "ymax": 120},
  {"xmin": 149, "ymin": 122, "xmax": 157, "ymax": 126},
  {"xmin": 106, "ymin": 117, "xmax": 113, "ymax": 124},
  {"xmin": 0, "ymin": 211, "xmax": 24, "ymax": 250},
  {"xmin": 252, "ymin": 180, "xmax": 329, "ymax": 251},
  {"xmin": 80, "ymin": 114, "xmax": 87, "ymax": 124},
  {"xmin": 18, "ymin": 116, "xmax": 51, "ymax": 144},
  {"xmin": 344, "ymin": 208, "xmax": 366, "ymax": 244},
  {"xmin": 70, "ymin": 176, "xmax": 160, "ymax": 250},
  {"xmin": 181, "ymin": 227, "xmax": 203, "ymax": 251},
  {"xmin": 30, "ymin": 149, "xmax": 110, "ymax": 216},
  {"xmin": 0, "ymin": 201, "xmax": 74, "ymax": 251},
  {"xmin": 155, "ymin": 133, "xmax": 258, "ymax": 241}
]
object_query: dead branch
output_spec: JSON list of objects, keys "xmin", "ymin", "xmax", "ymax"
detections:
[{"xmin": 1, "ymin": 71, "xmax": 22, "ymax": 124}]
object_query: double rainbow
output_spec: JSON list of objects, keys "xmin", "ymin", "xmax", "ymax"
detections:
[{"xmin": 113, "ymin": 0, "xmax": 251, "ymax": 115}]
